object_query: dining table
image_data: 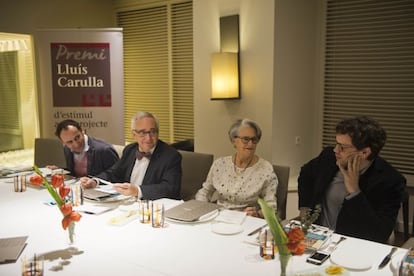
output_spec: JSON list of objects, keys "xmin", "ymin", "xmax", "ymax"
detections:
[{"xmin": 0, "ymin": 175, "xmax": 408, "ymax": 276}]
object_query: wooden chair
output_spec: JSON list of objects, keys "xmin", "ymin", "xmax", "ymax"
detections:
[
  {"xmin": 273, "ymin": 164, "xmax": 290, "ymax": 220},
  {"xmin": 178, "ymin": 150, "xmax": 213, "ymax": 201},
  {"xmin": 34, "ymin": 138, "xmax": 66, "ymax": 168}
]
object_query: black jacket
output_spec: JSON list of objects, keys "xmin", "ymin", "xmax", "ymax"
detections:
[
  {"xmin": 97, "ymin": 140, "xmax": 182, "ymax": 200},
  {"xmin": 298, "ymin": 147, "xmax": 406, "ymax": 243}
]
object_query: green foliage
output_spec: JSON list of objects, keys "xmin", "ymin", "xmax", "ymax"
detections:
[
  {"xmin": 257, "ymin": 198, "xmax": 290, "ymax": 256},
  {"xmin": 300, "ymin": 204, "xmax": 321, "ymax": 235}
]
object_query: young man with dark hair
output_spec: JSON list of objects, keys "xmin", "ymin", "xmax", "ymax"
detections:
[
  {"xmin": 298, "ymin": 116, "xmax": 406, "ymax": 243},
  {"xmin": 54, "ymin": 119, "xmax": 119, "ymax": 177}
]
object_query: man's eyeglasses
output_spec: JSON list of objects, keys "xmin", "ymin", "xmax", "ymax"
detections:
[
  {"xmin": 133, "ymin": 129, "xmax": 158, "ymax": 137},
  {"xmin": 334, "ymin": 142, "xmax": 355, "ymax": 152},
  {"xmin": 236, "ymin": 136, "xmax": 259, "ymax": 144}
]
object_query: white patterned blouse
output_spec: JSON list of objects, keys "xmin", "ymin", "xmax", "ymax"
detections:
[{"xmin": 195, "ymin": 156, "xmax": 278, "ymax": 211}]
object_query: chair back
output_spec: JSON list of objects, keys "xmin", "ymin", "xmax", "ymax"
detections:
[
  {"xmin": 112, "ymin": 144, "xmax": 125, "ymax": 158},
  {"xmin": 178, "ymin": 150, "xmax": 214, "ymax": 201},
  {"xmin": 273, "ymin": 164, "xmax": 290, "ymax": 220},
  {"xmin": 401, "ymin": 187, "xmax": 409, "ymax": 241},
  {"xmin": 34, "ymin": 138, "xmax": 66, "ymax": 168}
]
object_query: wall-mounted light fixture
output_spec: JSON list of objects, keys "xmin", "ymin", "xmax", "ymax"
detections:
[{"xmin": 211, "ymin": 14, "xmax": 240, "ymax": 100}]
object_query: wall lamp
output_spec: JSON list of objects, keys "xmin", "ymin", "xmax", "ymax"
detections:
[{"xmin": 211, "ymin": 14, "xmax": 240, "ymax": 100}]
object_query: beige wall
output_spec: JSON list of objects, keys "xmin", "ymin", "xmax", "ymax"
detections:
[
  {"xmin": 1, "ymin": 0, "xmax": 323, "ymax": 185},
  {"xmin": 194, "ymin": 0, "xmax": 324, "ymax": 191},
  {"xmin": 1, "ymin": 0, "xmax": 325, "ymax": 215},
  {"xmin": 0, "ymin": 0, "xmax": 115, "ymax": 34}
]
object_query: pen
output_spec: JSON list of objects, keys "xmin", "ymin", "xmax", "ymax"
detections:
[{"xmin": 247, "ymin": 224, "xmax": 267, "ymax": 236}]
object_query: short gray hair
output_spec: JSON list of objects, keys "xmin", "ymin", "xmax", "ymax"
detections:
[
  {"xmin": 228, "ymin": 119, "xmax": 262, "ymax": 142},
  {"xmin": 130, "ymin": 111, "xmax": 160, "ymax": 131}
]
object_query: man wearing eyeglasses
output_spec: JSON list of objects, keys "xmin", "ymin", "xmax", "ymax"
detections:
[
  {"xmin": 54, "ymin": 119, "xmax": 119, "ymax": 177},
  {"xmin": 81, "ymin": 111, "xmax": 182, "ymax": 200},
  {"xmin": 298, "ymin": 116, "xmax": 406, "ymax": 243}
]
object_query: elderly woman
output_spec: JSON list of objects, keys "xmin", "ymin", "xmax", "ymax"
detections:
[{"xmin": 195, "ymin": 119, "xmax": 278, "ymax": 217}]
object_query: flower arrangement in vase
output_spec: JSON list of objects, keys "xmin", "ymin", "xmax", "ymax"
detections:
[
  {"xmin": 258, "ymin": 198, "xmax": 321, "ymax": 276},
  {"xmin": 29, "ymin": 166, "xmax": 81, "ymax": 244}
]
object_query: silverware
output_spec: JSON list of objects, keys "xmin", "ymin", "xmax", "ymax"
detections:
[
  {"xmin": 378, "ymin": 246, "xmax": 398, "ymax": 269},
  {"xmin": 322, "ymin": 236, "xmax": 347, "ymax": 253}
]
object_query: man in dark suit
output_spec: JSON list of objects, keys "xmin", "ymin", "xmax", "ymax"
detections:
[
  {"xmin": 54, "ymin": 119, "xmax": 119, "ymax": 177},
  {"xmin": 81, "ymin": 111, "xmax": 182, "ymax": 200},
  {"xmin": 298, "ymin": 116, "xmax": 406, "ymax": 243}
]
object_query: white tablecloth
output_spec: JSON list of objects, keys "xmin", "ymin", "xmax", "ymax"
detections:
[{"xmin": 0, "ymin": 178, "xmax": 407, "ymax": 275}]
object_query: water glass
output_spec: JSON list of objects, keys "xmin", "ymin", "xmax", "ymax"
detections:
[
  {"xmin": 69, "ymin": 182, "xmax": 83, "ymax": 206},
  {"xmin": 21, "ymin": 254, "xmax": 43, "ymax": 276},
  {"xmin": 14, "ymin": 175, "xmax": 26, "ymax": 192},
  {"xmin": 151, "ymin": 202, "xmax": 165, "ymax": 228},
  {"xmin": 259, "ymin": 229, "xmax": 275, "ymax": 260},
  {"xmin": 139, "ymin": 200, "xmax": 151, "ymax": 223}
]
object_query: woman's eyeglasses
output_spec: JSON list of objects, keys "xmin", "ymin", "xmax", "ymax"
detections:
[{"xmin": 236, "ymin": 136, "xmax": 259, "ymax": 144}]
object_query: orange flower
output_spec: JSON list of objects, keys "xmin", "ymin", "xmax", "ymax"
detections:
[
  {"xmin": 59, "ymin": 185, "xmax": 71, "ymax": 198},
  {"xmin": 29, "ymin": 175, "xmax": 43, "ymax": 186},
  {"xmin": 286, "ymin": 228, "xmax": 306, "ymax": 255},
  {"xmin": 51, "ymin": 174, "xmax": 64, "ymax": 188},
  {"xmin": 61, "ymin": 211, "xmax": 82, "ymax": 230},
  {"xmin": 287, "ymin": 228, "xmax": 305, "ymax": 242},
  {"xmin": 287, "ymin": 241, "xmax": 306, "ymax": 255},
  {"xmin": 61, "ymin": 204, "xmax": 72, "ymax": 216},
  {"xmin": 70, "ymin": 212, "xmax": 82, "ymax": 222}
]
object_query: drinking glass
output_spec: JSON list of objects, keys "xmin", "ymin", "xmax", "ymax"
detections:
[
  {"xmin": 139, "ymin": 200, "xmax": 151, "ymax": 223},
  {"xmin": 151, "ymin": 202, "xmax": 165, "ymax": 228}
]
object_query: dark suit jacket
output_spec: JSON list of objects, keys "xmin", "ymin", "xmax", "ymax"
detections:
[
  {"xmin": 64, "ymin": 135, "xmax": 119, "ymax": 177},
  {"xmin": 298, "ymin": 147, "xmax": 406, "ymax": 243},
  {"xmin": 97, "ymin": 140, "xmax": 182, "ymax": 200}
]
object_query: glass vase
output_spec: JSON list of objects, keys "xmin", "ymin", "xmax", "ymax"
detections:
[
  {"xmin": 67, "ymin": 221, "xmax": 76, "ymax": 245},
  {"xmin": 279, "ymin": 253, "xmax": 291, "ymax": 276}
]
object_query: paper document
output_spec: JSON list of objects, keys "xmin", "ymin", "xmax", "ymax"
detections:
[{"xmin": 75, "ymin": 204, "xmax": 114, "ymax": 215}]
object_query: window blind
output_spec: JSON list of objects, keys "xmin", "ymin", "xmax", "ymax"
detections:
[
  {"xmin": 117, "ymin": 0, "xmax": 193, "ymax": 144},
  {"xmin": 0, "ymin": 50, "xmax": 25, "ymax": 151},
  {"xmin": 323, "ymin": 0, "xmax": 414, "ymax": 175},
  {"xmin": 171, "ymin": 1, "xmax": 194, "ymax": 141}
]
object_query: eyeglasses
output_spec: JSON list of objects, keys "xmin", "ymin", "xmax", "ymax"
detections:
[
  {"xmin": 236, "ymin": 136, "xmax": 259, "ymax": 144},
  {"xmin": 133, "ymin": 129, "xmax": 158, "ymax": 138},
  {"xmin": 334, "ymin": 142, "xmax": 355, "ymax": 152}
]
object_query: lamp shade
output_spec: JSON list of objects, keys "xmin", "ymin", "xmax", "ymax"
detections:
[{"xmin": 211, "ymin": 52, "xmax": 239, "ymax": 100}]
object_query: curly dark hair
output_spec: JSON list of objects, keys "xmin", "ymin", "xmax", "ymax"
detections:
[
  {"xmin": 335, "ymin": 116, "xmax": 386, "ymax": 160},
  {"xmin": 55, "ymin": 119, "xmax": 83, "ymax": 138}
]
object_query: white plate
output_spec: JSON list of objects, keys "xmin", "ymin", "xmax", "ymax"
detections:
[
  {"xmin": 293, "ymin": 266, "xmax": 349, "ymax": 276},
  {"xmin": 330, "ymin": 242, "xmax": 372, "ymax": 270},
  {"xmin": 211, "ymin": 222, "xmax": 243, "ymax": 235},
  {"xmin": 390, "ymin": 252, "xmax": 406, "ymax": 273},
  {"xmin": 165, "ymin": 209, "xmax": 219, "ymax": 224}
]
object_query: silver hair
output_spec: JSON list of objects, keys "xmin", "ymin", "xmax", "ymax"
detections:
[
  {"xmin": 228, "ymin": 118, "xmax": 262, "ymax": 142},
  {"xmin": 130, "ymin": 111, "xmax": 160, "ymax": 131}
]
